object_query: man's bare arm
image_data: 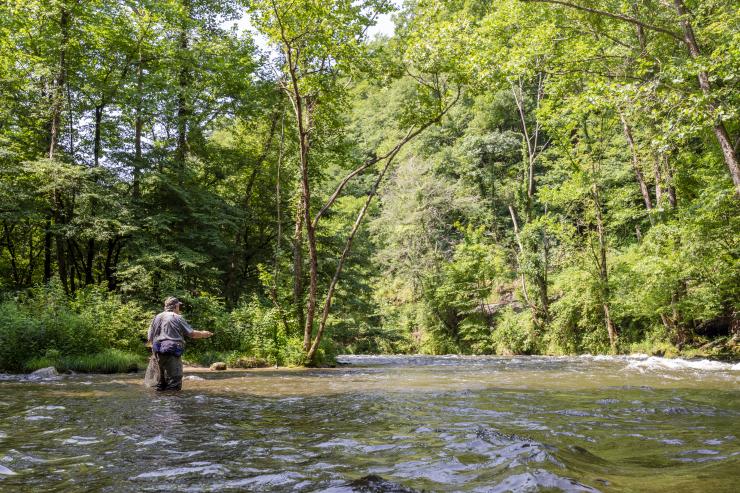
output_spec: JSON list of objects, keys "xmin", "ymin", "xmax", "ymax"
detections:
[{"xmin": 190, "ymin": 330, "xmax": 213, "ymax": 339}]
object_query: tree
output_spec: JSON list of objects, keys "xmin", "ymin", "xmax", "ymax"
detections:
[
  {"xmin": 521, "ymin": 0, "xmax": 740, "ymax": 196},
  {"xmin": 249, "ymin": 0, "xmax": 461, "ymax": 362}
]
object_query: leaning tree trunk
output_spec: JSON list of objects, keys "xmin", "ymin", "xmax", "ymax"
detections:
[
  {"xmin": 620, "ymin": 113, "xmax": 654, "ymax": 223},
  {"xmin": 673, "ymin": 0, "xmax": 740, "ymax": 196}
]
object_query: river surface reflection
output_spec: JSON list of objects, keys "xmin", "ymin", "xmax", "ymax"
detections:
[{"xmin": 1, "ymin": 355, "xmax": 738, "ymax": 492}]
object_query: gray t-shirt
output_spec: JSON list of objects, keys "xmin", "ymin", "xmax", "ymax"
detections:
[{"xmin": 148, "ymin": 311, "xmax": 194, "ymax": 345}]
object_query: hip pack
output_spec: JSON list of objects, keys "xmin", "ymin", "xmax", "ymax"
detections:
[{"xmin": 153, "ymin": 340, "xmax": 184, "ymax": 357}]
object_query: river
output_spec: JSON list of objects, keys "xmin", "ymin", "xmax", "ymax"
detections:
[{"xmin": 0, "ymin": 355, "xmax": 738, "ymax": 492}]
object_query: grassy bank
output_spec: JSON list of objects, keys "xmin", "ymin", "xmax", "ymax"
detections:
[
  {"xmin": 2, "ymin": 284, "xmax": 735, "ymax": 375},
  {"xmin": 0, "ymin": 284, "xmax": 319, "ymax": 373},
  {"xmin": 25, "ymin": 349, "xmax": 147, "ymax": 374}
]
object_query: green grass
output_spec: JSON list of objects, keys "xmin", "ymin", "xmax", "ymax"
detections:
[{"xmin": 25, "ymin": 349, "xmax": 147, "ymax": 374}]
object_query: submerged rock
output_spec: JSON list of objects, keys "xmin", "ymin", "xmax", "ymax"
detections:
[
  {"xmin": 210, "ymin": 362, "xmax": 227, "ymax": 371},
  {"xmin": 347, "ymin": 474, "xmax": 420, "ymax": 493},
  {"xmin": 29, "ymin": 367, "xmax": 58, "ymax": 378}
]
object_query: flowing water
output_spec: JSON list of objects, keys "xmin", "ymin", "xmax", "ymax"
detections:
[{"xmin": 1, "ymin": 355, "xmax": 738, "ymax": 492}]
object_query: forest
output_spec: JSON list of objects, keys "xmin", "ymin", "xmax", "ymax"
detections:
[{"xmin": 0, "ymin": 0, "xmax": 738, "ymax": 372}]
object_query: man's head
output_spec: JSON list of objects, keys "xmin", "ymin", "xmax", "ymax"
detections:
[{"xmin": 164, "ymin": 296, "xmax": 183, "ymax": 313}]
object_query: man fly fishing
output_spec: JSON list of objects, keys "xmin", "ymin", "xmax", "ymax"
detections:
[{"xmin": 144, "ymin": 296, "xmax": 213, "ymax": 391}]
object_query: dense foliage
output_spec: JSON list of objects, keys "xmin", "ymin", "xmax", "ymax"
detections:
[{"xmin": 0, "ymin": 0, "xmax": 737, "ymax": 371}]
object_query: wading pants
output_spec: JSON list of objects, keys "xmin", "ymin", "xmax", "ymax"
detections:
[{"xmin": 144, "ymin": 352, "xmax": 183, "ymax": 391}]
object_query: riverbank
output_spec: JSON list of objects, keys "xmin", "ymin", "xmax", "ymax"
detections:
[
  {"xmin": 2, "ymin": 285, "xmax": 737, "ymax": 375},
  {"xmin": 627, "ymin": 335, "xmax": 740, "ymax": 362},
  {"xmin": 17, "ymin": 350, "xmax": 277, "ymax": 375},
  {"xmin": 7, "ymin": 341, "xmax": 738, "ymax": 376},
  {"xmin": 23, "ymin": 349, "xmax": 146, "ymax": 374}
]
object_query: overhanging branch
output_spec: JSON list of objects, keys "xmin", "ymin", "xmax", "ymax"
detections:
[
  {"xmin": 520, "ymin": 0, "xmax": 683, "ymax": 42},
  {"xmin": 312, "ymin": 85, "xmax": 461, "ymax": 229}
]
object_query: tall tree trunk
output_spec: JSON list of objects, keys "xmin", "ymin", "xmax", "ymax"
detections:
[
  {"xmin": 536, "ymin": 224, "xmax": 550, "ymax": 324},
  {"xmin": 48, "ymin": 7, "xmax": 68, "ymax": 159},
  {"xmin": 55, "ymin": 221, "xmax": 68, "ymax": 293},
  {"xmin": 93, "ymin": 104, "xmax": 103, "ymax": 167},
  {"xmin": 508, "ymin": 204, "xmax": 538, "ymax": 326},
  {"xmin": 511, "ymin": 76, "xmax": 545, "ymax": 221},
  {"xmin": 67, "ymin": 238, "xmax": 77, "ymax": 294},
  {"xmin": 2, "ymin": 222, "xmax": 21, "ymax": 287},
  {"xmin": 44, "ymin": 217, "xmax": 52, "ymax": 283},
  {"xmin": 50, "ymin": 6, "xmax": 69, "ymax": 292},
  {"xmin": 653, "ymin": 154, "xmax": 664, "ymax": 207},
  {"xmin": 25, "ymin": 221, "xmax": 36, "ymax": 285},
  {"xmin": 86, "ymin": 102, "xmax": 105, "ymax": 285},
  {"xmin": 673, "ymin": 0, "xmax": 740, "ymax": 196},
  {"xmin": 269, "ymin": 111, "xmax": 291, "ymax": 333},
  {"xmin": 664, "ymin": 155, "xmax": 677, "ymax": 208},
  {"xmin": 282, "ymin": 34, "xmax": 318, "ymax": 353},
  {"xmin": 176, "ymin": 0, "xmax": 191, "ymax": 169},
  {"xmin": 104, "ymin": 238, "xmax": 116, "ymax": 290},
  {"xmin": 592, "ymin": 182, "xmax": 618, "ymax": 351},
  {"xmin": 293, "ymin": 195, "xmax": 305, "ymax": 335},
  {"xmin": 133, "ymin": 48, "xmax": 143, "ymax": 200},
  {"xmin": 620, "ymin": 113, "xmax": 654, "ymax": 223},
  {"xmin": 301, "ymin": 133, "xmax": 319, "ymax": 353}
]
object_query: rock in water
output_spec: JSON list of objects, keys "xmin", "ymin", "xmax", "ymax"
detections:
[
  {"xmin": 30, "ymin": 367, "xmax": 58, "ymax": 378},
  {"xmin": 347, "ymin": 475, "xmax": 420, "ymax": 493},
  {"xmin": 210, "ymin": 362, "xmax": 227, "ymax": 371}
]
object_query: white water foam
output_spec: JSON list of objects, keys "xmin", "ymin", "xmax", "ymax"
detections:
[
  {"xmin": 627, "ymin": 356, "xmax": 737, "ymax": 372},
  {"xmin": 137, "ymin": 435, "xmax": 175, "ymax": 446},
  {"xmin": 60, "ymin": 436, "xmax": 101, "ymax": 446}
]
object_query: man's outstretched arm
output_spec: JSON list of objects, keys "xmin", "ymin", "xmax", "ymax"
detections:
[{"xmin": 190, "ymin": 330, "xmax": 213, "ymax": 339}]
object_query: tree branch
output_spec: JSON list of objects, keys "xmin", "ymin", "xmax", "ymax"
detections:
[
  {"xmin": 520, "ymin": 0, "xmax": 683, "ymax": 41},
  {"xmin": 311, "ymin": 85, "xmax": 462, "ymax": 229}
]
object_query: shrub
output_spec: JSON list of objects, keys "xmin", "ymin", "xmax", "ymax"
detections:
[
  {"xmin": 491, "ymin": 308, "xmax": 538, "ymax": 355},
  {"xmin": 70, "ymin": 285, "xmax": 151, "ymax": 352},
  {"xmin": 0, "ymin": 283, "xmax": 151, "ymax": 372},
  {"xmin": 0, "ymin": 299, "xmax": 44, "ymax": 371},
  {"xmin": 228, "ymin": 297, "xmax": 285, "ymax": 364}
]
